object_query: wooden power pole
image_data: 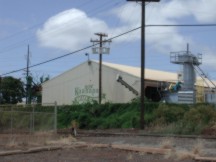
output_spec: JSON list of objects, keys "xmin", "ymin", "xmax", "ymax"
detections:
[
  {"xmin": 127, "ymin": 0, "xmax": 160, "ymax": 129},
  {"xmin": 91, "ymin": 33, "xmax": 111, "ymax": 104},
  {"xmin": 26, "ymin": 45, "xmax": 32, "ymax": 105}
]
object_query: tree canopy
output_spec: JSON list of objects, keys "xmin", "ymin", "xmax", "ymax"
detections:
[
  {"xmin": 0, "ymin": 76, "xmax": 25, "ymax": 104},
  {"xmin": 30, "ymin": 75, "xmax": 49, "ymax": 104}
]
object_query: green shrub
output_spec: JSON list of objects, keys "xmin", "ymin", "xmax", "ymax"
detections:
[
  {"xmin": 153, "ymin": 104, "xmax": 186, "ymax": 125},
  {"xmin": 56, "ymin": 101, "xmax": 216, "ymax": 135},
  {"xmin": 181, "ymin": 105, "xmax": 216, "ymax": 134}
]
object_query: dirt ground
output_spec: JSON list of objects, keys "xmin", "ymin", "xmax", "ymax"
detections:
[
  {"xmin": 1, "ymin": 147, "xmax": 194, "ymax": 162},
  {"xmin": 0, "ymin": 131, "xmax": 216, "ymax": 162}
]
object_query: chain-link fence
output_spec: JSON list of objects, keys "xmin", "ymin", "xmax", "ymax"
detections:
[{"xmin": 0, "ymin": 103, "xmax": 57, "ymax": 134}]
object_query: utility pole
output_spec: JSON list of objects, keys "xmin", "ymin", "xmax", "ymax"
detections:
[
  {"xmin": 26, "ymin": 45, "xmax": 32, "ymax": 105},
  {"xmin": 127, "ymin": 0, "xmax": 160, "ymax": 129},
  {"xmin": 91, "ymin": 33, "xmax": 111, "ymax": 104}
]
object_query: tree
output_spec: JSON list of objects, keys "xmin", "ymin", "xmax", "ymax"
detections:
[
  {"xmin": 0, "ymin": 76, "xmax": 25, "ymax": 104},
  {"xmin": 31, "ymin": 75, "xmax": 49, "ymax": 104}
]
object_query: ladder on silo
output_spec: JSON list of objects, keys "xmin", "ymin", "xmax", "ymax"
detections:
[{"xmin": 116, "ymin": 75, "xmax": 139, "ymax": 96}]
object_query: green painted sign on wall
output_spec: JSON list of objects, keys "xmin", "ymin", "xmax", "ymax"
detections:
[{"xmin": 74, "ymin": 84, "xmax": 99, "ymax": 103}]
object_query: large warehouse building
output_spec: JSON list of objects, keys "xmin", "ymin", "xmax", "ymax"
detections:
[
  {"xmin": 42, "ymin": 60, "xmax": 176, "ymax": 105},
  {"xmin": 42, "ymin": 60, "xmax": 216, "ymax": 105}
]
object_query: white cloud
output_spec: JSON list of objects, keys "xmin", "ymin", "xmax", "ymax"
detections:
[
  {"xmin": 200, "ymin": 47, "xmax": 216, "ymax": 69},
  {"xmin": 112, "ymin": 3, "xmax": 140, "ymax": 27},
  {"xmin": 37, "ymin": 9, "xmax": 108, "ymax": 51},
  {"xmin": 36, "ymin": 0, "xmax": 216, "ymax": 69},
  {"xmin": 186, "ymin": 0, "xmax": 216, "ymax": 23},
  {"xmin": 109, "ymin": 1, "xmax": 189, "ymax": 51}
]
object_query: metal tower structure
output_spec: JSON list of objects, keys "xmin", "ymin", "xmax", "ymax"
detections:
[
  {"xmin": 170, "ymin": 44, "xmax": 202, "ymax": 104},
  {"xmin": 169, "ymin": 44, "xmax": 216, "ymax": 104},
  {"xmin": 170, "ymin": 44, "xmax": 202, "ymax": 91}
]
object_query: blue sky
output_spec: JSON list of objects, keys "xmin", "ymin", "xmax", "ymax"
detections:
[{"xmin": 1, "ymin": 0, "xmax": 216, "ymax": 82}]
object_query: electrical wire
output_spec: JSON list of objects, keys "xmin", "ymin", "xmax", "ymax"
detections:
[
  {"xmin": 0, "ymin": 0, "xmax": 96, "ymax": 43},
  {"xmin": 146, "ymin": 24, "xmax": 216, "ymax": 27},
  {"xmin": 2, "ymin": 23, "xmax": 216, "ymax": 76},
  {"xmin": 1, "ymin": 27, "xmax": 141, "ymax": 76},
  {"xmin": 0, "ymin": 1, "xmax": 124, "ymax": 55},
  {"xmin": 1, "ymin": 1, "xmax": 216, "ymax": 57}
]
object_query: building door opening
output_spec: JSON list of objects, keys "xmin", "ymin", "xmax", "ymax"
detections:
[{"xmin": 145, "ymin": 86, "xmax": 161, "ymax": 102}]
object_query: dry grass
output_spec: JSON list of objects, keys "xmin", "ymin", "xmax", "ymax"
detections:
[
  {"xmin": 34, "ymin": 131, "xmax": 55, "ymax": 137},
  {"xmin": 45, "ymin": 136, "xmax": 77, "ymax": 146},
  {"xmin": 160, "ymin": 138, "xmax": 174, "ymax": 149},
  {"xmin": 176, "ymin": 150, "xmax": 195, "ymax": 160},
  {"xmin": 6, "ymin": 137, "xmax": 18, "ymax": 148},
  {"xmin": 126, "ymin": 153, "xmax": 133, "ymax": 160},
  {"xmin": 139, "ymin": 152, "xmax": 147, "ymax": 156},
  {"xmin": 3, "ymin": 132, "xmax": 72, "ymax": 149},
  {"xmin": 147, "ymin": 124, "xmax": 166, "ymax": 133},
  {"xmin": 164, "ymin": 149, "xmax": 176, "ymax": 159},
  {"xmin": 164, "ymin": 139, "xmax": 204, "ymax": 160},
  {"xmin": 191, "ymin": 139, "xmax": 204, "ymax": 156},
  {"xmin": 164, "ymin": 149, "xmax": 196, "ymax": 160},
  {"xmin": 6, "ymin": 135, "xmax": 31, "ymax": 148}
]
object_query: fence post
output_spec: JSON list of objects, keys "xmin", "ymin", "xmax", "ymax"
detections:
[
  {"xmin": 54, "ymin": 101, "xmax": 57, "ymax": 133},
  {"xmin": 30, "ymin": 110, "xmax": 32, "ymax": 134},
  {"xmin": 10, "ymin": 106, "xmax": 13, "ymax": 134},
  {"xmin": 32, "ymin": 105, "xmax": 35, "ymax": 133}
]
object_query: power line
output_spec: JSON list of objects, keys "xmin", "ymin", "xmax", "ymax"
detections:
[
  {"xmin": 146, "ymin": 24, "xmax": 216, "ymax": 27},
  {"xmin": 1, "ymin": 27, "xmax": 140, "ymax": 76},
  {"xmin": 0, "ymin": 0, "xmax": 97, "ymax": 43},
  {"xmin": 2, "ymin": 23, "xmax": 216, "ymax": 76},
  {"xmin": 0, "ymin": 1, "xmax": 124, "ymax": 55},
  {"xmin": 1, "ymin": 45, "xmax": 93, "ymax": 76}
]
